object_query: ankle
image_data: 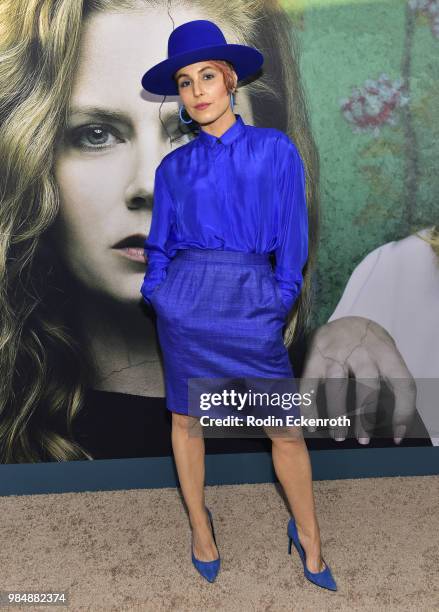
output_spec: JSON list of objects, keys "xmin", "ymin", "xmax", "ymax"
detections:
[
  {"xmin": 189, "ymin": 507, "xmax": 209, "ymax": 528},
  {"xmin": 296, "ymin": 521, "xmax": 320, "ymax": 542}
]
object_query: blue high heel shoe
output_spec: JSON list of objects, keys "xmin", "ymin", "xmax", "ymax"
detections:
[
  {"xmin": 191, "ymin": 507, "xmax": 220, "ymax": 583},
  {"xmin": 287, "ymin": 517, "xmax": 337, "ymax": 591}
]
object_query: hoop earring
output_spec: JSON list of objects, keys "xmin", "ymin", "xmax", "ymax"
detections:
[{"xmin": 179, "ymin": 105, "xmax": 193, "ymax": 124}]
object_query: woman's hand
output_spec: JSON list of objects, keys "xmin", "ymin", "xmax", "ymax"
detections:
[{"xmin": 299, "ymin": 316, "xmax": 417, "ymax": 445}]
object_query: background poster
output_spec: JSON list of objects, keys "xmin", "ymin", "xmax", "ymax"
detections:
[{"xmin": 0, "ymin": 0, "xmax": 437, "ymax": 464}]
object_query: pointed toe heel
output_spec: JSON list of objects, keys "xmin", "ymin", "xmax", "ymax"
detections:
[
  {"xmin": 191, "ymin": 507, "xmax": 221, "ymax": 583},
  {"xmin": 287, "ymin": 517, "xmax": 337, "ymax": 591}
]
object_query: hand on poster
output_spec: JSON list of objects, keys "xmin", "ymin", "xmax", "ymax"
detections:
[{"xmin": 299, "ymin": 316, "xmax": 417, "ymax": 445}]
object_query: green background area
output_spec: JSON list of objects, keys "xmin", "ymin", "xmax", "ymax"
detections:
[{"xmin": 281, "ymin": 0, "xmax": 439, "ymax": 326}]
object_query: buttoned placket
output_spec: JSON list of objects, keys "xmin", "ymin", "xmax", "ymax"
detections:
[
  {"xmin": 211, "ymin": 138, "xmax": 224, "ymax": 157},
  {"xmin": 197, "ymin": 115, "xmax": 245, "ymax": 244},
  {"xmin": 209, "ymin": 138, "xmax": 225, "ymax": 242}
]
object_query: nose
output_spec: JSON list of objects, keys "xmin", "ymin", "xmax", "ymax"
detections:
[
  {"xmin": 124, "ymin": 143, "xmax": 158, "ymax": 210},
  {"xmin": 192, "ymin": 77, "xmax": 205, "ymax": 97}
]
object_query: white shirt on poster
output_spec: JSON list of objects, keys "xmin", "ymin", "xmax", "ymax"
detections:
[{"xmin": 328, "ymin": 227, "xmax": 439, "ymax": 446}]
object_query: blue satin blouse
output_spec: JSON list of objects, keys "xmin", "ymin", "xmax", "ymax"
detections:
[{"xmin": 141, "ymin": 113, "xmax": 308, "ymax": 312}]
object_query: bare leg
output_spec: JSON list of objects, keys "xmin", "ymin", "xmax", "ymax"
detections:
[
  {"xmin": 265, "ymin": 425, "xmax": 326, "ymax": 573},
  {"xmin": 171, "ymin": 412, "xmax": 219, "ymax": 561}
]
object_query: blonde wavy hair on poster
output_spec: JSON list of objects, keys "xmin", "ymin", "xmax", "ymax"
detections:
[
  {"xmin": 0, "ymin": 0, "xmax": 320, "ymax": 462},
  {"xmin": 417, "ymin": 226, "xmax": 439, "ymax": 263}
]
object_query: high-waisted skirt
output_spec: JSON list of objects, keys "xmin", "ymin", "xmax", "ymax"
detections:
[{"xmin": 148, "ymin": 248, "xmax": 294, "ymax": 415}]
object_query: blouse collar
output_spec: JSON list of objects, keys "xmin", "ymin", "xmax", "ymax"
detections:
[{"xmin": 197, "ymin": 113, "xmax": 245, "ymax": 148}]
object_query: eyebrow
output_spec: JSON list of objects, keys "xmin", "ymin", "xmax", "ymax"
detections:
[
  {"xmin": 175, "ymin": 65, "xmax": 216, "ymax": 80},
  {"xmin": 68, "ymin": 106, "xmax": 179, "ymax": 124}
]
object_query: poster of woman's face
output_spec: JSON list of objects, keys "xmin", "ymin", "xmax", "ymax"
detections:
[{"xmin": 0, "ymin": 0, "xmax": 437, "ymax": 464}]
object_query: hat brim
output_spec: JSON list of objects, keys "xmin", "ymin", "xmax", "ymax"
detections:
[{"xmin": 141, "ymin": 44, "xmax": 264, "ymax": 96}]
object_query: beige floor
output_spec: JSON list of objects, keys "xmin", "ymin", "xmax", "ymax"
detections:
[{"xmin": 0, "ymin": 475, "xmax": 438, "ymax": 611}]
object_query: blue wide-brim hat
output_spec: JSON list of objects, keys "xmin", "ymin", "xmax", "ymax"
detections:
[{"xmin": 141, "ymin": 19, "xmax": 264, "ymax": 96}]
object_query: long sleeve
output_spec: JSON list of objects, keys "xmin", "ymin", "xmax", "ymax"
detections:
[
  {"xmin": 140, "ymin": 163, "xmax": 176, "ymax": 305},
  {"xmin": 273, "ymin": 136, "xmax": 309, "ymax": 311}
]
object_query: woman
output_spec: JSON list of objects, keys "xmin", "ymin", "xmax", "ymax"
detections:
[
  {"xmin": 0, "ymin": 0, "xmax": 184, "ymax": 462},
  {"xmin": 140, "ymin": 19, "xmax": 337, "ymax": 590},
  {"xmin": 0, "ymin": 0, "xmax": 321, "ymax": 464}
]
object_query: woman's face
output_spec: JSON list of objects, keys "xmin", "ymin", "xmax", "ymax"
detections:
[
  {"xmin": 175, "ymin": 61, "xmax": 236, "ymax": 125},
  {"xmin": 53, "ymin": 6, "xmax": 254, "ymax": 304}
]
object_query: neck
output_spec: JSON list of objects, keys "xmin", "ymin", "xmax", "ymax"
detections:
[{"xmin": 198, "ymin": 109, "xmax": 236, "ymax": 139}]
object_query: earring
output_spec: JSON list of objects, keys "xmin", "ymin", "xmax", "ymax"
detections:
[
  {"xmin": 179, "ymin": 104, "xmax": 193, "ymax": 124},
  {"xmin": 230, "ymin": 92, "xmax": 235, "ymax": 110}
]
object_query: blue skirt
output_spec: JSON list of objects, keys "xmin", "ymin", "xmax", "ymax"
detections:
[{"xmin": 149, "ymin": 248, "xmax": 294, "ymax": 415}]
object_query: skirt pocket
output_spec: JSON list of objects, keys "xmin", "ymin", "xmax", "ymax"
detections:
[
  {"xmin": 150, "ymin": 264, "xmax": 175, "ymax": 305},
  {"xmin": 268, "ymin": 270, "xmax": 288, "ymax": 316}
]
